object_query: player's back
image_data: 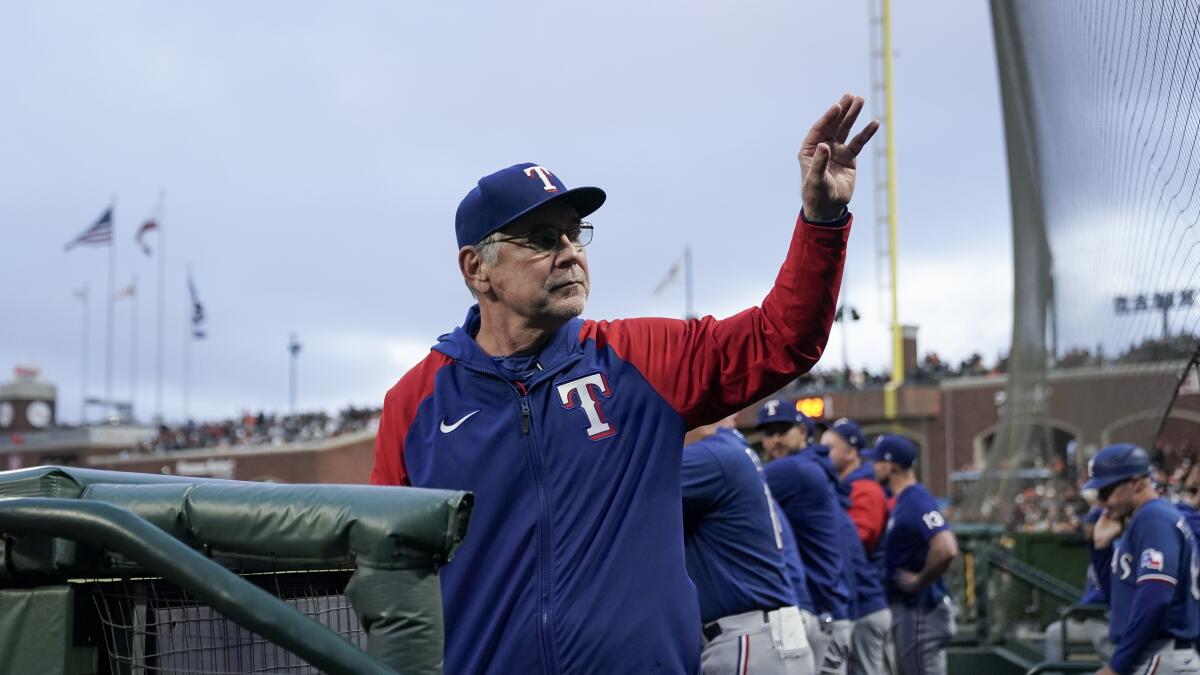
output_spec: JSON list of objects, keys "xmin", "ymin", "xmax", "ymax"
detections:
[{"xmin": 682, "ymin": 428, "xmax": 796, "ymax": 623}]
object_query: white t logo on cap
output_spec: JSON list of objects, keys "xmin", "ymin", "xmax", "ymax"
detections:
[{"xmin": 524, "ymin": 166, "xmax": 559, "ymax": 192}]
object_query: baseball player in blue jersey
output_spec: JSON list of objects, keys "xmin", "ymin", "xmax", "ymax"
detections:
[
  {"xmin": 873, "ymin": 435, "xmax": 959, "ymax": 675},
  {"xmin": 760, "ymin": 400, "xmax": 854, "ymax": 674},
  {"xmin": 683, "ymin": 418, "xmax": 815, "ymax": 674},
  {"xmin": 825, "ymin": 419, "xmax": 892, "ymax": 675},
  {"xmin": 1085, "ymin": 443, "xmax": 1200, "ymax": 675}
]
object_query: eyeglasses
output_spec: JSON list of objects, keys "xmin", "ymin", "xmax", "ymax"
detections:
[{"xmin": 490, "ymin": 222, "xmax": 593, "ymax": 253}]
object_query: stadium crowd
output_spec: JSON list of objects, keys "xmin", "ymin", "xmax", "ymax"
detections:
[{"xmin": 137, "ymin": 405, "xmax": 380, "ymax": 453}]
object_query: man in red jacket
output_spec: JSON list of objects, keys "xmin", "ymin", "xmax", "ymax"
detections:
[{"xmin": 372, "ymin": 96, "xmax": 878, "ymax": 675}]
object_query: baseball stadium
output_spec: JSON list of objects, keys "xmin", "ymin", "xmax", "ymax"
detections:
[{"xmin": 3, "ymin": 1, "xmax": 1200, "ymax": 674}]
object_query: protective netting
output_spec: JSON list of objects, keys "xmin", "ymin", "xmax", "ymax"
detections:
[
  {"xmin": 961, "ymin": 0, "xmax": 1200, "ymax": 522},
  {"xmin": 83, "ymin": 569, "xmax": 364, "ymax": 674}
]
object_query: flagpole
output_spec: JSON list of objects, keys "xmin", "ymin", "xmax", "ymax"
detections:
[
  {"xmin": 684, "ymin": 245, "xmax": 694, "ymax": 320},
  {"xmin": 183, "ymin": 267, "xmax": 191, "ymax": 422},
  {"xmin": 105, "ymin": 199, "xmax": 117, "ymax": 422},
  {"xmin": 78, "ymin": 285, "xmax": 90, "ymax": 425},
  {"xmin": 155, "ymin": 190, "xmax": 165, "ymax": 424},
  {"xmin": 130, "ymin": 275, "xmax": 139, "ymax": 422}
]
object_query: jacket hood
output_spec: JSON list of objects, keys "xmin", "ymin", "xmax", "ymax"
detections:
[{"xmin": 433, "ymin": 305, "xmax": 586, "ymax": 378}]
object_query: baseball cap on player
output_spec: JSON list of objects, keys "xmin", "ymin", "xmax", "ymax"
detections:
[
  {"xmin": 755, "ymin": 399, "xmax": 817, "ymax": 440},
  {"xmin": 756, "ymin": 399, "xmax": 798, "ymax": 427},
  {"xmin": 1082, "ymin": 443, "xmax": 1151, "ymax": 491},
  {"xmin": 874, "ymin": 434, "xmax": 917, "ymax": 469},
  {"xmin": 455, "ymin": 163, "xmax": 607, "ymax": 248},
  {"xmin": 828, "ymin": 418, "xmax": 866, "ymax": 452}
]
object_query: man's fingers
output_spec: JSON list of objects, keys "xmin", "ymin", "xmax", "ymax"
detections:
[
  {"xmin": 809, "ymin": 142, "xmax": 831, "ymax": 177},
  {"xmin": 799, "ymin": 102, "xmax": 844, "ymax": 157},
  {"xmin": 846, "ymin": 119, "xmax": 881, "ymax": 156},
  {"xmin": 835, "ymin": 96, "xmax": 865, "ymax": 143}
]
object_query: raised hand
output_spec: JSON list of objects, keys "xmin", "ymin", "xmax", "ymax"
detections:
[{"xmin": 798, "ymin": 93, "xmax": 880, "ymax": 222}]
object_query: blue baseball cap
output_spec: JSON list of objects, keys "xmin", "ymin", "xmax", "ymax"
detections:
[
  {"xmin": 875, "ymin": 435, "xmax": 917, "ymax": 469},
  {"xmin": 455, "ymin": 163, "xmax": 607, "ymax": 248},
  {"xmin": 1083, "ymin": 443, "xmax": 1151, "ymax": 492},
  {"xmin": 756, "ymin": 398, "xmax": 798, "ymax": 427},
  {"xmin": 828, "ymin": 418, "xmax": 866, "ymax": 452}
]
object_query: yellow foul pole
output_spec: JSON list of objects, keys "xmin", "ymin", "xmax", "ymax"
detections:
[{"xmin": 882, "ymin": 0, "xmax": 903, "ymax": 420}]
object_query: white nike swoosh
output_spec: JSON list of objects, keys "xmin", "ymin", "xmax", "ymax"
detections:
[{"xmin": 439, "ymin": 410, "xmax": 480, "ymax": 433}]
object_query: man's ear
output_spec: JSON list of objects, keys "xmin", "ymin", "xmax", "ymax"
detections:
[{"xmin": 459, "ymin": 246, "xmax": 491, "ymax": 295}]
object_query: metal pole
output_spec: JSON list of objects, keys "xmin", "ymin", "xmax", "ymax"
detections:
[
  {"xmin": 881, "ymin": 0, "xmax": 904, "ymax": 420},
  {"xmin": 1162, "ymin": 305, "xmax": 1170, "ymax": 340},
  {"xmin": 106, "ymin": 202, "xmax": 117, "ymax": 422},
  {"xmin": 684, "ymin": 245, "xmax": 694, "ymax": 320},
  {"xmin": 289, "ymin": 333, "xmax": 299, "ymax": 415},
  {"xmin": 156, "ymin": 191, "xmax": 165, "ymax": 424},
  {"xmin": 79, "ymin": 285, "xmax": 89, "ymax": 425},
  {"xmin": 130, "ymin": 275, "xmax": 138, "ymax": 422},
  {"xmin": 183, "ymin": 284, "xmax": 191, "ymax": 422}
]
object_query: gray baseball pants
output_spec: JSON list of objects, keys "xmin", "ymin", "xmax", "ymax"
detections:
[
  {"xmin": 1127, "ymin": 639, "xmax": 1200, "ymax": 674},
  {"xmin": 849, "ymin": 608, "xmax": 893, "ymax": 675},
  {"xmin": 890, "ymin": 599, "xmax": 955, "ymax": 675},
  {"xmin": 701, "ymin": 607, "xmax": 816, "ymax": 675},
  {"xmin": 1043, "ymin": 617, "xmax": 1112, "ymax": 663},
  {"xmin": 805, "ymin": 615, "xmax": 852, "ymax": 675}
]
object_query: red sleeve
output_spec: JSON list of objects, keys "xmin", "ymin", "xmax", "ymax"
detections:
[
  {"xmin": 578, "ymin": 212, "xmax": 849, "ymax": 428},
  {"xmin": 370, "ymin": 351, "xmax": 452, "ymax": 487},
  {"xmin": 849, "ymin": 479, "xmax": 889, "ymax": 552}
]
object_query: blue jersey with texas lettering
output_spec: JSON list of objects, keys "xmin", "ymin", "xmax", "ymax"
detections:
[
  {"xmin": 884, "ymin": 483, "xmax": 951, "ymax": 609},
  {"xmin": 1105, "ymin": 499, "xmax": 1200, "ymax": 654},
  {"xmin": 765, "ymin": 451, "xmax": 851, "ymax": 619},
  {"xmin": 682, "ymin": 428, "xmax": 796, "ymax": 623}
]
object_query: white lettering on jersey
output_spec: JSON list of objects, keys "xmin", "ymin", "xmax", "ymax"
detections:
[
  {"xmin": 523, "ymin": 166, "xmax": 558, "ymax": 192},
  {"xmin": 556, "ymin": 373, "xmax": 616, "ymax": 440},
  {"xmin": 922, "ymin": 510, "xmax": 945, "ymax": 530},
  {"xmin": 1113, "ymin": 551, "xmax": 1134, "ymax": 580},
  {"xmin": 745, "ymin": 448, "xmax": 784, "ymax": 550}
]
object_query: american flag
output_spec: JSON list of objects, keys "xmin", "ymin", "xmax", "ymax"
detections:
[{"xmin": 64, "ymin": 207, "xmax": 114, "ymax": 251}]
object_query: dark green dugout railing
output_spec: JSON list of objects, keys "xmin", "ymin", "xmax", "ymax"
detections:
[
  {"xmin": 0, "ymin": 498, "xmax": 397, "ymax": 675},
  {"xmin": 0, "ymin": 465, "xmax": 474, "ymax": 675}
]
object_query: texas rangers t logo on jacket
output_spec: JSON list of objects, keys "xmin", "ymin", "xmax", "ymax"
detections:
[{"xmin": 556, "ymin": 372, "xmax": 617, "ymax": 440}]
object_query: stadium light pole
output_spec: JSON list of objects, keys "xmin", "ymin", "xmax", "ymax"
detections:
[{"xmin": 288, "ymin": 333, "xmax": 302, "ymax": 415}]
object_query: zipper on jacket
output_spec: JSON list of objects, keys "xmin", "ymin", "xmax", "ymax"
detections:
[
  {"xmin": 460, "ymin": 362, "xmax": 559, "ymax": 674},
  {"xmin": 516, "ymin": 380, "xmax": 532, "ymax": 435},
  {"xmin": 512, "ymin": 379, "xmax": 558, "ymax": 674}
]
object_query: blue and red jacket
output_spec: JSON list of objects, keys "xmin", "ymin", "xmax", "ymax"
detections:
[{"xmin": 371, "ymin": 213, "xmax": 849, "ymax": 675}]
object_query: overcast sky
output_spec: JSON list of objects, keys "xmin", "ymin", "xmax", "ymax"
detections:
[{"xmin": 1, "ymin": 1, "xmax": 1015, "ymax": 424}]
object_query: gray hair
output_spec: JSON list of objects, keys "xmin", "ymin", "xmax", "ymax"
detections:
[{"xmin": 465, "ymin": 232, "xmax": 504, "ymax": 297}]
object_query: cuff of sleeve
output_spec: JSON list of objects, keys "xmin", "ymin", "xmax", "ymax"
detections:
[{"xmin": 800, "ymin": 207, "xmax": 850, "ymax": 227}]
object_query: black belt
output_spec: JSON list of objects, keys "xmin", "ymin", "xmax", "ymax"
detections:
[
  {"xmin": 702, "ymin": 610, "xmax": 772, "ymax": 642},
  {"xmin": 1175, "ymin": 637, "xmax": 1195, "ymax": 650}
]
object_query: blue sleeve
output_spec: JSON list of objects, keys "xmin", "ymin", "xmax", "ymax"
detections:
[
  {"xmin": 1131, "ymin": 516, "xmax": 1182, "ymax": 585},
  {"xmin": 681, "ymin": 445, "xmax": 725, "ymax": 520},
  {"xmin": 911, "ymin": 493, "xmax": 950, "ymax": 543},
  {"xmin": 764, "ymin": 459, "xmax": 827, "ymax": 511},
  {"xmin": 1109, "ymin": 581, "xmax": 1174, "ymax": 674},
  {"xmin": 1089, "ymin": 544, "xmax": 1113, "ymax": 605}
]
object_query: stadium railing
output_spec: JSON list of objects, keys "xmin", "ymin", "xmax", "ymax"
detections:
[{"xmin": 0, "ymin": 465, "xmax": 473, "ymax": 675}]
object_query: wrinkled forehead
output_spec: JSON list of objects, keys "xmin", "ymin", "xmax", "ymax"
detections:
[{"xmin": 501, "ymin": 201, "xmax": 582, "ymax": 235}]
